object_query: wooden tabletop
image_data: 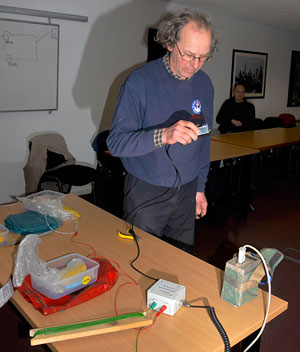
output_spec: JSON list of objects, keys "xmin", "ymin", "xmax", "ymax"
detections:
[
  {"xmin": 211, "ymin": 126, "xmax": 300, "ymax": 151},
  {"xmin": 0, "ymin": 195, "xmax": 288, "ymax": 352},
  {"xmin": 210, "ymin": 140, "xmax": 258, "ymax": 161},
  {"xmin": 104, "ymin": 141, "xmax": 259, "ymax": 163}
]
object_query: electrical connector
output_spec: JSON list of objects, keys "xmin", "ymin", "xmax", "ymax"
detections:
[
  {"xmin": 156, "ymin": 305, "xmax": 167, "ymax": 317},
  {"xmin": 238, "ymin": 246, "xmax": 246, "ymax": 264},
  {"xmin": 147, "ymin": 279, "xmax": 185, "ymax": 316},
  {"xmin": 149, "ymin": 301, "xmax": 157, "ymax": 310}
]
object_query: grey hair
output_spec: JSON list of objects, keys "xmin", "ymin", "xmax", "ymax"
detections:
[{"xmin": 155, "ymin": 8, "xmax": 220, "ymax": 58}]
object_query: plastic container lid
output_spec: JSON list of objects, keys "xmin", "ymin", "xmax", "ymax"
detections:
[{"xmin": 4, "ymin": 211, "xmax": 62, "ymax": 235}]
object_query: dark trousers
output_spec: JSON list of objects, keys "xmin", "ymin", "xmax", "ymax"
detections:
[{"xmin": 123, "ymin": 173, "xmax": 197, "ymax": 247}]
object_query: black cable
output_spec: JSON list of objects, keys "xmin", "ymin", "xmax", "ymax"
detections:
[
  {"xmin": 187, "ymin": 304, "xmax": 231, "ymax": 352},
  {"xmin": 124, "ymin": 145, "xmax": 181, "ymax": 224},
  {"xmin": 129, "ymin": 229, "xmax": 159, "ymax": 282},
  {"xmin": 125, "ymin": 145, "xmax": 182, "ymax": 281}
]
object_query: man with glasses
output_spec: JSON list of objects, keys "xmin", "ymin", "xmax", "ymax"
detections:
[{"xmin": 107, "ymin": 8, "xmax": 219, "ymax": 253}]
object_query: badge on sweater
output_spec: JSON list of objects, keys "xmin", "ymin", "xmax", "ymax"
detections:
[
  {"xmin": 191, "ymin": 99, "xmax": 209, "ymax": 136},
  {"xmin": 192, "ymin": 99, "xmax": 201, "ymax": 114}
]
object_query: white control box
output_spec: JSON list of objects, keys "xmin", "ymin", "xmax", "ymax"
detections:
[{"xmin": 147, "ymin": 279, "xmax": 186, "ymax": 316}]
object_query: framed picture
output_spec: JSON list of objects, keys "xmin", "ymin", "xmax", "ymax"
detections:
[
  {"xmin": 287, "ymin": 50, "xmax": 300, "ymax": 107},
  {"xmin": 230, "ymin": 49, "xmax": 268, "ymax": 99}
]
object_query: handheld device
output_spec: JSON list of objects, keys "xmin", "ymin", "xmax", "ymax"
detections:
[{"xmin": 191, "ymin": 114, "xmax": 210, "ymax": 136}]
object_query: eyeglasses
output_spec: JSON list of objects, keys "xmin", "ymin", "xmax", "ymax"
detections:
[{"xmin": 175, "ymin": 42, "xmax": 211, "ymax": 63}]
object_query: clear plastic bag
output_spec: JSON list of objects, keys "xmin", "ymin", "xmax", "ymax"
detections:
[
  {"xmin": 17, "ymin": 191, "xmax": 78, "ymax": 221},
  {"xmin": 13, "ymin": 234, "xmax": 59, "ymax": 287}
]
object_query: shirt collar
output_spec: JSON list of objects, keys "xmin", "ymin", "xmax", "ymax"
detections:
[{"xmin": 163, "ymin": 52, "xmax": 191, "ymax": 81}]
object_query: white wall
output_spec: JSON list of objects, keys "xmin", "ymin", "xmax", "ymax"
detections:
[
  {"xmin": 0, "ymin": 0, "xmax": 168, "ymax": 203},
  {"xmin": 0, "ymin": 0, "xmax": 299, "ymax": 203},
  {"xmin": 199, "ymin": 7, "xmax": 300, "ymax": 121}
]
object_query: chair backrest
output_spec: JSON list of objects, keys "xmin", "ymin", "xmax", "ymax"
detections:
[
  {"xmin": 46, "ymin": 150, "xmax": 67, "ymax": 170},
  {"xmin": 263, "ymin": 117, "xmax": 283, "ymax": 129},
  {"xmin": 278, "ymin": 113, "xmax": 296, "ymax": 128},
  {"xmin": 24, "ymin": 133, "xmax": 76, "ymax": 194},
  {"xmin": 28, "ymin": 134, "xmax": 74, "ymax": 171},
  {"xmin": 254, "ymin": 118, "xmax": 265, "ymax": 130}
]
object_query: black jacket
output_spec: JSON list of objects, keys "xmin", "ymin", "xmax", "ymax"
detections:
[{"xmin": 216, "ymin": 98, "xmax": 255, "ymax": 134}]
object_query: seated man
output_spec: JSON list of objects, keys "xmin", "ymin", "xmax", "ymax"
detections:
[
  {"xmin": 216, "ymin": 84, "xmax": 255, "ymax": 134},
  {"xmin": 216, "ymin": 84, "xmax": 257, "ymax": 190}
]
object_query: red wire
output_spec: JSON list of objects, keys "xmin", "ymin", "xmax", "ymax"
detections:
[
  {"xmin": 71, "ymin": 232, "xmax": 97, "ymax": 257},
  {"xmin": 90, "ymin": 254, "xmax": 139, "ymax": 315},
  {"xmin": 69, "ymin": 230, "xmax": 167, "ymax": 351},
  {"xmin": 69, "ymin": 232, "xmax": 139, "ymax": 315},
  {"xmin": 114, "ymin": 282, "xmax": 138, "ymax": 315},
  {"xmin": 89, "ymin": 254, "xmax": 138, "ymax": 285}
]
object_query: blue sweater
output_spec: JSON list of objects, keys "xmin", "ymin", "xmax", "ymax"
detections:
[{"xmin": 107, "ymin": 58, "xmax": 214, "ymax": 192}]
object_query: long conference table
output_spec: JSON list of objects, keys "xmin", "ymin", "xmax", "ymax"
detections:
[
  {"xmin": 211, "ymin": 126, "xmax": 300, "ymax": 215},
  {"xmin": 0, "ymin": 194, "xmax": 287, "ymax": 352},
  {"xmin": 211, "ymin": 126, "xmax": 300, "ymax": 151},
  {"xmin": 210, "ymin": 140, "xmax": 258, "ymax": 162}
]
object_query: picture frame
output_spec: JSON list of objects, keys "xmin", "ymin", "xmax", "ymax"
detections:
[
  {"xmin": 287, "ymin": 50, "xmax": 300, "ymax": 107},
  {"xmin": 230, "ymin": 49, "xmax": 268, "ymax": 99}
]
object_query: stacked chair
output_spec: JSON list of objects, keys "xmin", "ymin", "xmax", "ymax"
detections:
[{"xmin": 24, "ymin": 133, "xmax": 97, "ymax": 203}]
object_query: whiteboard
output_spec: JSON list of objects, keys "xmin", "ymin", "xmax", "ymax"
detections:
[{"xmin": 0, "ymin": 18, "xmax": 59, "ymax": 112}]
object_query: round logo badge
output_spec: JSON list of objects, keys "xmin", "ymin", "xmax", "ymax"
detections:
[
  {"xmin": 82, "ymin": 276, "xmax": 91, "ymax": 285},
  {"xmin": 192, "ymin": 99, "xmax": 202, "ymax": 114}
]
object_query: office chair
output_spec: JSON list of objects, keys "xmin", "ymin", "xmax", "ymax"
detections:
[
  {"xmin": 253, "ymin": 118, "xmax": 265, "ymax": 130},
  {"xmin": 279, "ymin": 113, "xmax": 296, "ymax": 128},
  {"xmin": 24, "ymin": 133, "xmax": 97, "ymax": 203},
  {"xmin": 263, "ymin": 117, "xmax": 283, "ymax": 129}
]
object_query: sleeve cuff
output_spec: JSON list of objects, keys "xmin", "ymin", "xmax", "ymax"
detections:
[{"xmin": 154, "ymin": 128, "xmax": 165, "ymax": 148}]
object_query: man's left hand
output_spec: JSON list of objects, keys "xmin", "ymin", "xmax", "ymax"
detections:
[
  {"xmin": 231, "ymin": 119, "xmax": 242, "ymax": 127},
  {"xmin": 195, "ymin": 192, "xmax": 207, "ymax": 219}
]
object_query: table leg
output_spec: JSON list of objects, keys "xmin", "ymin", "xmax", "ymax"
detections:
[{"xmin": 239, "ymin": 155, "xmax": 252, "ymax": 219}]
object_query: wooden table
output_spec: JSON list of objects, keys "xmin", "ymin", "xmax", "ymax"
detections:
[
  {"xmin": 210, "ymin": 140, "xmax": 259, "ymax": 161},
  {"xmin": 210, "ymin": 141, "xmax": 259, "ymax": 216},
  {"xmin": 0, "ymin": 195, "xmax": 288, "ymax": 352},
  {"xmin": 104, "ymin": 141, "xmax": 259, "ymax": 162},
  {"xmin": 211, "ymin": 127, "xmax": 300, "ymax": 150}
]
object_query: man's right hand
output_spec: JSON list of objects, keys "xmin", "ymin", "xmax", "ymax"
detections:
[
  {"xmin": 162, "ymin": 120, "xmax": 199, "ymax": 145},
  {"xmin": 231, "ymin": 119, "xmax": 243, "ymax": 127}
]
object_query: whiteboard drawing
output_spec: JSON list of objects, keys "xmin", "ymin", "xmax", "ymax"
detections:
[{"xmin": 0, "ymin": 19, "xmax": 59, "ymax": 112}]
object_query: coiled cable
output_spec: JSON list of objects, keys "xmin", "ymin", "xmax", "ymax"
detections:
[{"xmin": 183, "ymin": 302, "xmax": 231, "ymax": 352}]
